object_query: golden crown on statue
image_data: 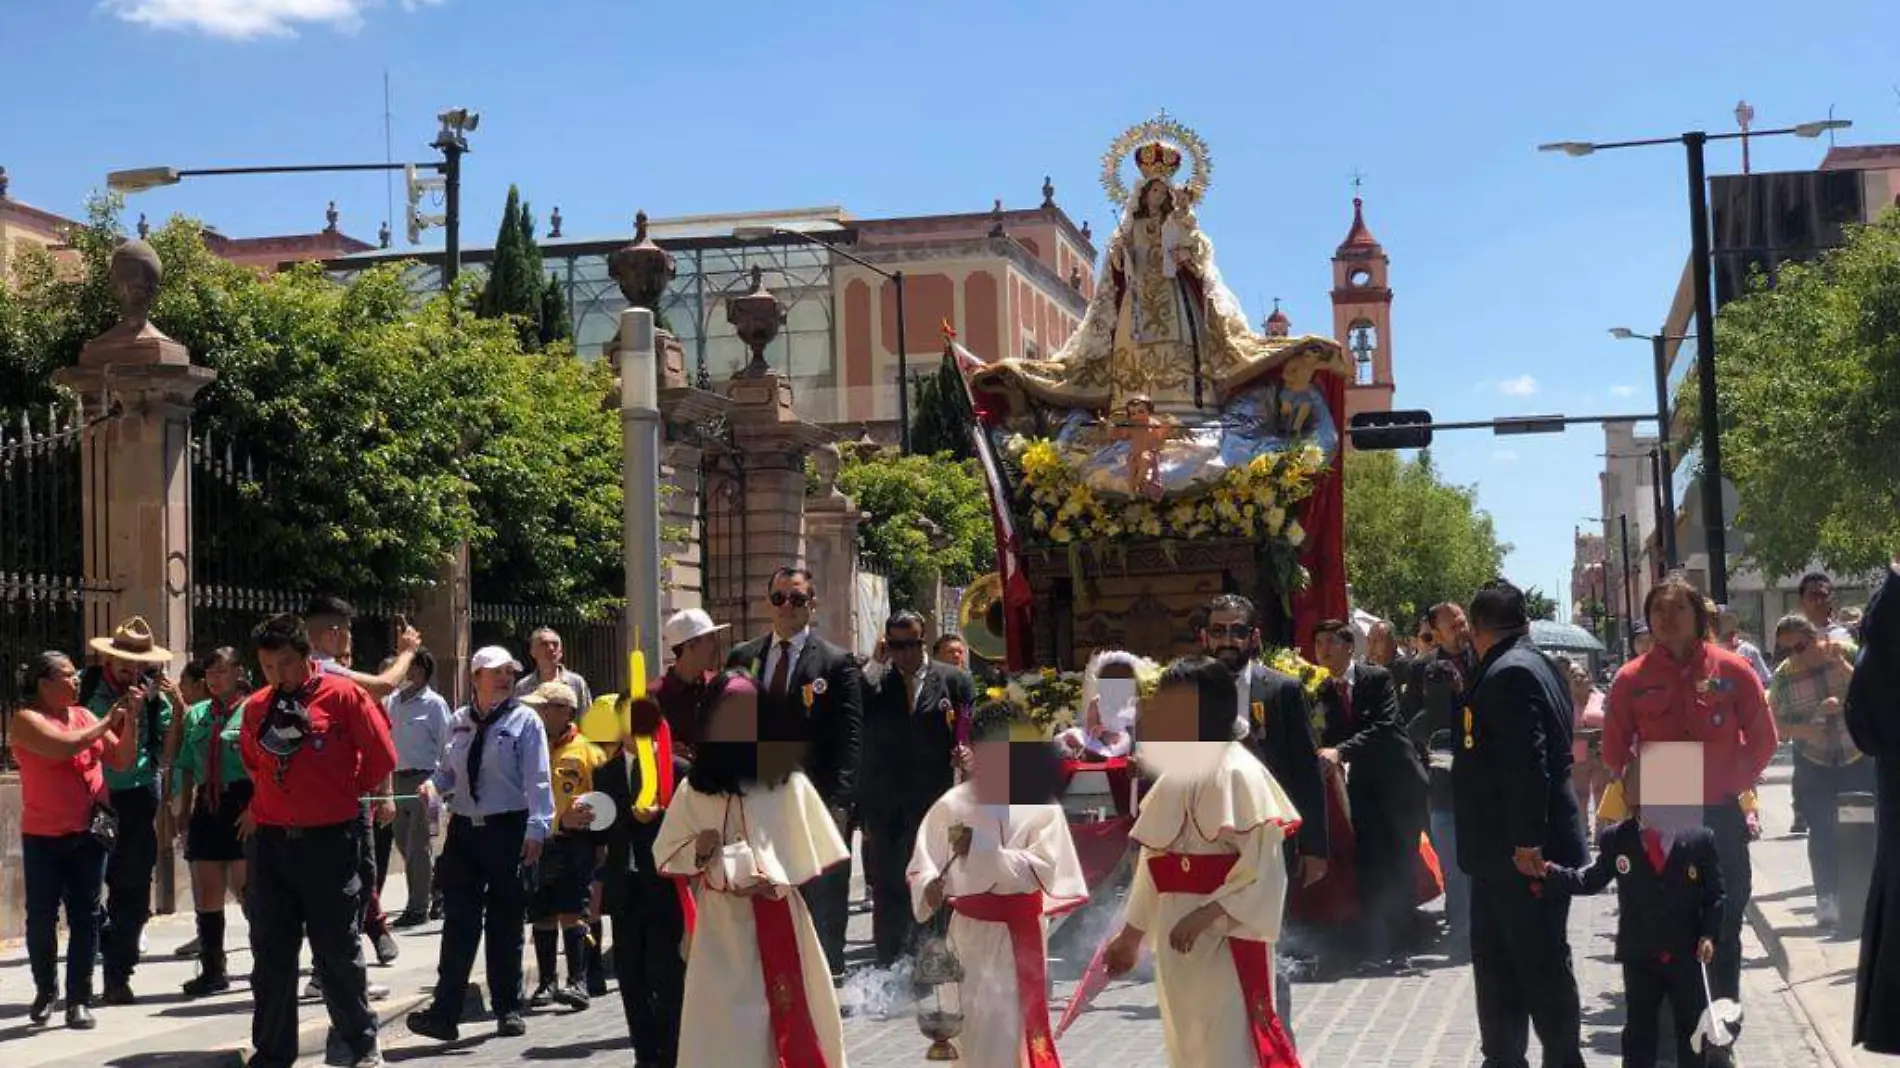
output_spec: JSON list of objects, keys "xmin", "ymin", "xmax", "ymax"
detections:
[
  {"xmin": 1100, "ymin": 111, "xmax": 1212, "ymax": 206},
  {"xmin": 1134, "ymin": 141, "xmax": 1184, "ymax": 180}
]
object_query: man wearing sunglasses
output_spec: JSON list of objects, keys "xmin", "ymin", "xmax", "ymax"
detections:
[
  {"xmin": 726, "ymin": 566, "xmax": 865, "ymax": 983},
  {"xmin": 860, "ymin": 610, "xmax": 977, "ymax": 969},
  {"xmin": 1199, "ymin": 593, "xmax": 1325, "ymax": 1037}
]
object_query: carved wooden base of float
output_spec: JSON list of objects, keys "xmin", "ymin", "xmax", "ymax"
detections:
[{"xmin": 1021, "ymin": 538, "xmax": 1292, "ymax": 669}]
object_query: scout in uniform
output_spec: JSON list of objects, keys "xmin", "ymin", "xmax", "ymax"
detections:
[
  {"xmin": 171, "ymin": 647, "xmax": 253, "ymax": 997},
  {"xmin": 523, "ymin": 681, "xmax": 608, "ymax": 1010}
]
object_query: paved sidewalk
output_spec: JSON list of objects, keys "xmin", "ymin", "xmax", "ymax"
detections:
[
  {"xmin": 0, "ymin": 881, "xmax": 443, "ymax": 1068},
  {"xmin": 1744, "ymin": 761, "xmax": 1888, "ymax": 1067}
]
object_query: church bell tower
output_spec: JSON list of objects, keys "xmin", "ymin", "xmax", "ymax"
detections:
[{"xmin": 1331, "ymin": 196, "xmax": 1395, "ymax": 428}]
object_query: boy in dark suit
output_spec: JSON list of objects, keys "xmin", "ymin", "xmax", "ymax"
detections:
[{"xmin": 1545, "ymin": 744, "xmax": 1725, "ymax": 1068}]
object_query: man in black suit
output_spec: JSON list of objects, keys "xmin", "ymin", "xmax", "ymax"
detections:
[
  {"xmin": 861, "ymin": 610, "xmax": 976, "ymax": 969},
  {"xmin": 1200, "ymin": 593, "xmax": 1325, "ymax": 1031},
  {"xmin": 726, "ymin": 565, "xmax": 865, "ymax": 982},
  {"xmin": 1453, "ymin": 580, "xmax": 1588, "ymax": 1068},
  {"xmin": 1405, "ymin": 602, "xmax": 1479, "ymax": 954},
  {"xmin": 1312, "ymin": 619, "xmax": 1430, "ymax": 974},
  {"xmin": 592, "ymin": 695, "xmax": 692, "ymax": 1068}
]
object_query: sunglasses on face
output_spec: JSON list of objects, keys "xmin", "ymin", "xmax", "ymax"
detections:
[
  {"xmin": 1779, "ymin": 641, "xmax": 1813, "ymax": 658},
  {"xmin": 770, "ymin": 591, "xmax": 812, "ymax": 608},
  {"xmin": 1204, "ymin": 624, "xmax": 1253, "ymax": 640},
  {"xmin": 886, "ymin": 638, "xmax": 924, "ymax": 651}
]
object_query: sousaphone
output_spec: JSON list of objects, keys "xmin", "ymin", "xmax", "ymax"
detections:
[{"xmin": 957, "ymin": 573, "xmax": 1008, "ymax": 664}]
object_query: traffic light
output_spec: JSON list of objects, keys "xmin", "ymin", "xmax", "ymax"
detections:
[
  {"xmin": 404, "ymin": 163, "xmax": 446, "ymax": 245},
  {"xmin": 1349, "ymin": 409, "xmax": 1433, "ymax": 451}
]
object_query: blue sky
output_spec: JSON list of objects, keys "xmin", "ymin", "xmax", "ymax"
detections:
[{"xmin": 7, "ymin": 0, "xmax": 1898, "ymax": 611}]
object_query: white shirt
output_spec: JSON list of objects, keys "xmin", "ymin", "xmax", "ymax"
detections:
[
  {"xmin": 1232, "ymin": 661, "xmax": 1256, "ymax": 739},
  {"xmin": 762, "ymin": 627, "xmax": 812, "ymax": 687}
]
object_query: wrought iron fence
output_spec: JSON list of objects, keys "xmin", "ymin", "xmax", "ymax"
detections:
[
  {"xmin": 2, "ymin": 407, "xmax": 116, "ymax": 771},
  {"xmin": 471, "ymin": 602, "xmax": 626, "ymax": 699},
  {"xmin": 188, "ymin": 429, "xmax": 414, "ymax": 674}
]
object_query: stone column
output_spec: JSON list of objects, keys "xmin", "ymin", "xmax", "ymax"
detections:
[
  {"xmin": 803, "ymin": 443, "xmax": 867, "ymax": 655},
  {"xmin": 718, "ymin": 369, "xmax": 832, "ymax": 639},
  {"xmin": 54, "ymin": 239, "xmax": 215, "ymax": 916},
  {"xmin": 656, "ymin": 332, "xmax": 726, "ymax": 621},
  {"xmin": 413, "ymin": 548, "xmax": 470, "ymax": 707}
]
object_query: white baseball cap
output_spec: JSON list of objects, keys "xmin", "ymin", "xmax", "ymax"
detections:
[
  {"xmin": 470, "ymin": 645, "xmax": 522, "ymax": 673},
  {"xmin": 663, "ymin": 608, "xmax": 730, "ymax": 650}
]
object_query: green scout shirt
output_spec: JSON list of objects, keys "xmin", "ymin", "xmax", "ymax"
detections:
[
  {"xmin": 173, "ymin": 697, "xmax": 249, "ymax": 794},
  {"xmin": 86, "ymin": 670, "xmax": 174, "ymax": 792}
]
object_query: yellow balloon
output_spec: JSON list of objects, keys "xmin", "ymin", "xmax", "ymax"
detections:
[{"xmin": 580, "ymin": 694, "xmax": 623, "ymax": 745}]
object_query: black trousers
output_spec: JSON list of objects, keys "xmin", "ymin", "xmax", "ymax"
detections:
[
  {"xmin": 1470, "ymin": 875, "xmax": 1585, "ymax": 1068},
  {"xmin": 610, "ymin": 873, "xmax": 687, "ymax": 1068},
  {"xmin": 865, "ymin": 802, "xmax": 928, "ymax": 968},
  {"xmin": 24, "ymin": 832, "xmax": 106, "ymax": 1003},
  {"xmin": 1353, "ymin": 799, "xmax": 1422, "ymax": 961},
  {"xmin": 248, "ymin": 821, "xmax": 374, "ymax": 1068},
  {"xmin": 1623, "ymin": 955, "xmax": 1708, "ymax": 1068},
  {"xmin": 373, "ymin": 816, "xmax": 395, "ymax": 898},
  {"xmin": 1704, "ymin": 800, "xmax": 1751, "ymax": 1012},
  {"xmin": 433, "ymin": 812, "xmax": 531, "ymax": 1020},
  {"xmin": 102, "ymin": 783, "xmax": 159, "ymax": 987},
  {"xmin": 800, "ymin": 804, "xmax": 851, "ymax": 979}
]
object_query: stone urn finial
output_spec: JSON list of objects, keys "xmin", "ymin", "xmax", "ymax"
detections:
[
  {"xmin": 808, "ymin": 441, "xmax": 845, "ymax": 502},
  {"xmin": 728, "ymin": 264, "xmax": 783, "ymax": 378},
  {"xmin": 98, "ymin": 239, "xmax": 171, "ymax": 344},
  {"xmin": 609, "ymin": 209, "xmax": 676, "ymax": 315},
  {"xmin": 549, "ymin": 206, "xmax": 563, "ymax": 239},
  {"xmin": 324, "ymin": 200, "xmax": 340, "ymax": 233},
  {"xmin": 1041, "ymin": 175, "xmax": 1055, "ymax": 208}
]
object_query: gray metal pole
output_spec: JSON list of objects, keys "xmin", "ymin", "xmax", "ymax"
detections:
[
  {"xmin": 622, "ymin": 307, "xmax": 664, "ymax": 681},
  {"xmin": 1620, "ymin": 512, "xmax": 1636, "ymax": 658},
  {"xmin": 1651, "ymin": 331, "xmax": 1678, "ymax": 568}
]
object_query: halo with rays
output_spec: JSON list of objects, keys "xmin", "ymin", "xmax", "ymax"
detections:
[{"xmin": 1099, "ymin": 111, "xmax": 1213, "ymax": 207}]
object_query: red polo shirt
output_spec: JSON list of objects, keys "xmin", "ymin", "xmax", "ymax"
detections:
[
  {"xmin": 241, "ymin": 672, "xmax": 397, "ymax": 828},
  {"xmin": 1605, "ymin": 640, "xmax": 1778, "ymax": 803}
]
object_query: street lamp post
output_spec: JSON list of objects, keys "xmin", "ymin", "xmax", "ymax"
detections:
[
  {"xmin": 1542, "ymin": 116, "xmax": 1851, "ymax": 605},
  {"xmin": 1619, "ymin": 512, "xmax": 1636, "ymax": 657},
  {"xmin": 108, "ymin": 107, "xmax": 478, "ymax": 294},
  {"xmin": 734, "ymin": 226, "xmax": 911, "ymax": 455},
  {"xmin": 1608, "ymin": 326, "xmax": 1686, "ymax": 569}
]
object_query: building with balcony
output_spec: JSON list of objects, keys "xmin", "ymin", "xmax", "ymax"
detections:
[{"xmin": 1639, "ymin": 142, "xmax": 1900, "ymax": 637}]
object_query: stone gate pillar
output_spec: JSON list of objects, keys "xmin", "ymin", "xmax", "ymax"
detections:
[
  {"xmin": 54, "ymin": 239, "xmax": 213, "ymax": 916},
  {"xmin": 804, "ymin": 442, "xmax": 867, "ymax": 655},
  {"xmin": 719, "ymin": 369, "xmax": 832, "ymax": 639}
]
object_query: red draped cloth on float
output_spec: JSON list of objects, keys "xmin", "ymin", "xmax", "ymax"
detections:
[
  {"xmin": 1057, "ymin": 757, "xmax": 1138, "ymax": 890},
  {"xmin": 1291, "ymin": 369, "xmax": 1350, "ymax": 657},
  {"xmin": 951, "ymin": 893, "xmax": 1066, "ymax": 1068},
  {"xmin": 1147, "ymin": 853, "xmax": 1302, "ymax": 1068},
  {"xmin": 750, "ymin": 893, "xmax": 830, "ymax": 1068},
  {"xmin": 1287, "ymin": 765, "xmax": 1448, "ymax": 924}
]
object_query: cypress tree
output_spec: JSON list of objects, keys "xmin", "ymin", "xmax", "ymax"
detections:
[
  {"xmin": 479, "ymin": 185, "xmax": 544, "ymax": 349},
  {"xmin": 540, "ymin": 275, "xmax": 571, "ymax": 347}
]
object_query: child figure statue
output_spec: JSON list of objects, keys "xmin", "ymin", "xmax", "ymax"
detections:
[{"xmin": 1111, "ymin": 395, "xmax": 1171, "ymax": 501}]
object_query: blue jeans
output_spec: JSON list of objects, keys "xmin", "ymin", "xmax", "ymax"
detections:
[
  {"xmin": 1430, "ymin": 808, "xmax": 1469, "ymax": 948},
  {"xmin": 24, "ymin": 832, "xmax": 107, "ymax": 1003}
]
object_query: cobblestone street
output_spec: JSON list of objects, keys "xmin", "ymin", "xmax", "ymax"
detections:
[{"xmin": 350, "ymin": 887, "xmax": 1830, "ymax": 1067}]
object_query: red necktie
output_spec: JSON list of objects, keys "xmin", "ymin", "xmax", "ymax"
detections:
[
  {"xmin": 769, "ymin": 640, "xmax": 793, "ymax": 698},
  {"xmin": 1336, "ymin": 679, "xmax": 1355, "ymax": 729},
  {"xmin": 1641, "ymin": 827, "xmax": 1666, "ymax": 874}
]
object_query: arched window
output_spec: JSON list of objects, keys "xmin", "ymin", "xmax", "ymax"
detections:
[{"xmin": 1348, "ymin": 319, "xmax": 1379, "ymax": 385}]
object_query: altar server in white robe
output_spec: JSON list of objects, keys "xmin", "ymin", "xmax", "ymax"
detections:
[
  {"xmin": 1104, "ymin": 656, "xmax": 1303, "ymax": 1068},
  {"xmin": 909, "ymin": 709, "xmax": 1088, "ymax": 1068},
  {"xmin": 655, "ymin": 672, "xmax": 850, "ymax": 1068}
]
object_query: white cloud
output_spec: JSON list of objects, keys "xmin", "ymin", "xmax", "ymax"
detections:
[
  {"xmin": 1492, "ymin": 449, "xmax": 1519, "ymax": 462},
  {"xmin": 1609, "ymin": 384, "xmax": 1640, "ymax": 398},
  {"xmin": 104, "ymin": 0, "xmax": 443, "ymax": 39},
  {"xmin": 1498, "ymin": 374, "xmax": 1539, "ymax": 397}
]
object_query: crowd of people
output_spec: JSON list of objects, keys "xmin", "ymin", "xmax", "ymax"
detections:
[{"xmin": 8, "ymin": 555, "xmax": 1898, "ymax": 1068}]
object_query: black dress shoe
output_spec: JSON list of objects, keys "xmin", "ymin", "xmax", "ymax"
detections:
[
  {"xmin": 183, "ymin": 971, "xmax": 232, "ymax": 997},
  {"xmin": 66, "ymin": 1003, "xmax": 96, "ymax": 1030},
  {"xmin": 390, "ymin": 911, "xmax": 428, "ymax": 929},
  {"xmin": 99, "ymin": 983, "xmax": 136, "ymax": 1006},
  {"xmin": 29, "ymin": 991, "xmax": 56, "ymax": 1025},
  {"xmin": 405, "ymin": 1008, "xmax": 460, "ymax": 1042},
  {"xmin": 496, "ymin": 1012, "xmax": 527, "ymax": 1038}
]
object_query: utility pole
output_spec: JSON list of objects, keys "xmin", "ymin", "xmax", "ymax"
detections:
[{"xmin": 1620, "ymin": 512, "xmax": 1636, "ymax": 658}]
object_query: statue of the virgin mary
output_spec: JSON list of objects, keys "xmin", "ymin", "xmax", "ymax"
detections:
[{"xmin": 971, "ymin": 115, "xmax": 1346, "ymax": 497}]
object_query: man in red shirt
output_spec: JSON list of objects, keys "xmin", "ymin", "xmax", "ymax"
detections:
[
  {"xmin": 240, "ymin": 614, "xmax": 397, "ymax": 1068},
  {"xmin": 1605, "ymin": 575, "xmax": 1776, "ymax": 1055}
]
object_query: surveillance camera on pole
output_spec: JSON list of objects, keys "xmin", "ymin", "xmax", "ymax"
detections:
[{"xmin": 404, "ymin": 163, "xmax": 446, "ymax": 245}]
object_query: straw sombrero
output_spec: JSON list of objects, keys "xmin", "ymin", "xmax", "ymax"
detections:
[{"xmin": 87, "ymin": 617, "xmax": 174, "ymax": 665}]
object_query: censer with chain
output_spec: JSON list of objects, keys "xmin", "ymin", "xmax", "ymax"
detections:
[{"xmin": 914, "ymin": 845, "xmax": 966, "ymax": 1061}]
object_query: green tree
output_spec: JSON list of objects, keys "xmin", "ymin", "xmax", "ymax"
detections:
[
  {"xmin": 909, "ymin": 353, "xmax": 974, "ymax": 461},
  {"xmin": 478, "ymin": 185, "xmax": 548, "ymax": 349},
  {"xmin": 1699, "ymin": 208, "xmax": 1900, "ymax": 578},
  {"xmin": 1522, "ymin": 586, "xmax": 1560, "ymax": 622},
  {"xmin": 0, "ymin": 201, "xmax": 622, "ymax": 608},
  {"xmin": 1343, "ymin": 449, "xmax": 1511, "ymax": 626},
  {"xmin": 836, "ymin": 451, "xmax": 995, "ymax": 612},
  {"xmin": 539, "ymin": 274, "xmax": 571, "ymax": 347}
]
